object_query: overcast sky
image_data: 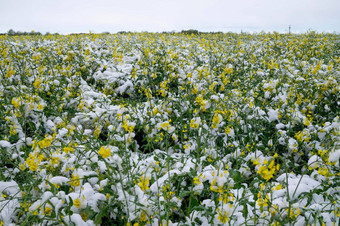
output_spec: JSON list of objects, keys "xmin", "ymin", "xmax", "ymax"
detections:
[{"xmin": 1, "ymin": 0, "xmax": 339, "ymax": 34}]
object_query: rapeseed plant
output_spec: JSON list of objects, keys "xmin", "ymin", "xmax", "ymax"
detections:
[{"xmin": 0, "ymin": 31, "xmax": 339, "ymax": 226}]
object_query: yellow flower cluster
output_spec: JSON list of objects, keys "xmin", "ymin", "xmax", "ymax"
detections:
[
  {"xmin": 122, "ymin": 119, "xmax": 135, "ymax": 133},
  {"xmin": 138, "ymin": 175, "xmax": 150, "ymax": 191},
  {"xmin": 98, "ymin": 146, "xmax": 111, "ymax": 159},
  {"xmin": 255, "ymin": 159, "xmax": 280, "ymax": 181}
]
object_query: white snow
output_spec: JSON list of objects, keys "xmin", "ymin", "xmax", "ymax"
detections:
[
  {"xmin": 116, "ymin": 80, "xmax": 133, "ymax": 94},
  {"xmin": 276, "ymin": 173, "xmax": 321, "ymax": 199},
  {"xmin": 57, "ymin": 128, "xmax": 68, "ymax": 138},
  {"xmin": 329, "ymin": 149, "xmax": 340, "ymax": 163},
  {"xmin": 49, "ymin": 176, "xmax": 70, "ymax": 185},
  {"xmin": 81, "ymin": 183, "xmax": 106, "ymax": 212},
  {"xmin": 41, "ymin": 191, "xmax": 53, "ymax": 203},
  {"xmin": 0, "ymin": 181, "xmax": 20, "ymax": 196},
  {"xmin": 308, "ymin": 155, "xmax": 322, "ymax": 168},
  {"xmin": 275, "ymin": 123, "xmax": 285, "ymax": 129},
  {"xmin": 267, "ymin": 109, "xmax": 279, "ymax": 122},
  {"xmin": 45, "ymin": 120, "xmax": 56, "ymax": 131},
  {"xmin": 0, "ymin": 140, "xmax": 12, "ymax": 148},
  {"xmin": 0, "ymin": 199, "xmax": 20, "ymax": 225},
  {"xmin": 65, "ymin": 213, "xmax": 95, "ymax": 226}
]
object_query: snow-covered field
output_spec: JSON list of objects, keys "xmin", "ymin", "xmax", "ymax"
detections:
[{"xmin": 0, "ymin": 32, "xmax": 339, "ymax": 225}]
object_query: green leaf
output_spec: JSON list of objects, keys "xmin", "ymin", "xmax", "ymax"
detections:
[{"xmin": 95, "ymin": 205, "xmax": 109, "ymax": 225}]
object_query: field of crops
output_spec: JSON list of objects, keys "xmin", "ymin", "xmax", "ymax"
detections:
[{"xmin": 0, "ymin": 32, "xmax": 339, "ymax": 225}]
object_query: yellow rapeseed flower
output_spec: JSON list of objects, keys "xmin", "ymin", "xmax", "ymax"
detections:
[
  {"xmin": 98, "ymin": 146, "xmax": 111, "ymax": 159},
  {"xmin": 73, "ymin": 198, "xmax": 81, "ymax": 208},
  {"xmin": 11, "ymin": 97, "xmax": 21, "ymax": 109},
  {"xmin": 44, "ymin": 206, "xmax": 52, "ymax": 215},
  {"xmin": 218, "ymin": 210, "xmax": 230, "ymax": 224},
  {"xmin": 69, "ymin": 174, "xmax": 80, "ymax": 187},
  {"xmin": 212, "ymin": 114, "xmax": 222, "ymax": 129},
  {"xmin": 138, "ymin": 175, "xmax": 150, "ymax": 191}
]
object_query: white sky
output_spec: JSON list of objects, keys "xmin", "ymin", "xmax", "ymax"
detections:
[{"xmin": 1, "ymin": 0, "xmax": 339, "ymax": 34}]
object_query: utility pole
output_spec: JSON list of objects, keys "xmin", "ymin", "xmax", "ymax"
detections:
[{"xmin": 289, "ymin": 25, "xmax": 291, "ymax": 34}]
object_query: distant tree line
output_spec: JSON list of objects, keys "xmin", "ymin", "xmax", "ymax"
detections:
[
  {"xmin": 0, "ymin": 29, "xmax": 61, "ymax": 36},
  {"xmin": 5, "ymin": 29, "xmax": 325, "ymax": 37},
  {"xmin": 0, "ymin": 29, "xmax": 241, "ymax": 36},
  {"xmin": 2, "ymin": 29, "xmax": 42, "ymax": 36},
  {"xmin": 180, "ymin": 30, "xmax": 224, "ymax": 35},
  {"xmin": 117, "ymin": 30, "xmax": 224, "ymax": 35}
]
